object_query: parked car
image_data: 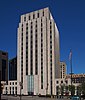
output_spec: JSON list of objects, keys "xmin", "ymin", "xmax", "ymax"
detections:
[{"xmin": 71, "ymin": 96, "xmax": 80, "ymax": 100}]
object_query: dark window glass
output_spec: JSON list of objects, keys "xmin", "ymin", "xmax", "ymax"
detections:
[
  {"xmin": 31, "ymin": 30, "xmax": 33, "ymax": 33},
  {"xmin": 35, "ymin": 24, "xmax": 37, "ymax": 28},
  {"xmin": 15, "ymin": 87, "xmax": 17, "ymax": 90},
  {"xmin": 50, "ymin": 34, "xmax": 52, "ymax": 39},
  {"xmin": 2, "ymin": 52, "xmax": 6, "ymax": 55},
  {"xmin": 26, "ymin": 27, "xmax": 28, "ymax": 30},
  {"xmin": 41, "ymin": 18, "xmax": 42, "ymax": 22},
  {"xmin": 50, "ymin": 25, "xmax": 52, "ymax": 29},
  {"xmin": 24, "ymin": 16, "xmax": 26, "ymax": 21},
  {"xmin": 56, "ymin": 81, "xmax": 59, "ymax": 84},
  {"xmin": 35, "ymin": 29, "xmax": 37, "ymax": 33},
  {"xmin": 41, "ymin": 23, "xmax": 43, "ymax": 27},
  {"xmin": 22, "ymin": 28, "xmax": 23, "ymax": 31},
  {"xmin": 37, "ymin": 12, "xmax": 39, "ymax": 18},
  {"xmin": 29, "ymin": 15, "xmax": 30, "ymax": 20},
  {"xmin": 31, "ymin": 22, "xmax": 32, "ymax": 25},
  {"xmin": 41, "ymin": 43, "xmax": 43, "ymax": 47},
  {"xmin": 12, "ymin": 87, "xmax": 14, "ymax": 90},
  {"xmin": 50, "ymin": 45, "xmax": 52, "ymax": 49},
  {"xmin": 22, "ymin": 24, "xmax": 23, "ymax": 27},
  {"xmin": 61, "ymin": 81, "xmax": 63, "ymax": 83},
  {"xmin": 2, "ymin": 59, "xmax": 6, "ymax": 81},
  {"xmin": 43, "ymin": 11, "xmax": 44, "ymax": 16},
  {"xmin": 26, "ymin": 23, "xmax": 28, "ymax": 26},
  {"xmin": 41, "ymin": 28, "xmax": 43, "ymax": 32},
  {"xmin": 26, "ymin": 37, "xmax": 28, "ymax": 40},
  {"xmin": 33, "ymin": 14, "xmax": 35, "ymax": 19},
  {"xmin": 26, "ymin": 32, "xmax": 28, "ymax": 35}
]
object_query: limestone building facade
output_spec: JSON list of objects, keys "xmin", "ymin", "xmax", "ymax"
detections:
[{"xmin": 17, "ymin": 7, "xmax": 60, "ymax": 95}]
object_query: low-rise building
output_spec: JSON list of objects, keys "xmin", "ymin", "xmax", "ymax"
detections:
[
  {"xmin": 3, "ymin": 80, "xmax": 17, "ymax": 95},
  {"xmin": 66, "ymin": 74, "xmax": 85, "ymax": 83},
  {"xmin": 55, "ymin": 74, "xmax": 85, "ymax": 96},
  {"xmin": 55, "ymin": 78, "xmax": 80, "ymax": 96}
]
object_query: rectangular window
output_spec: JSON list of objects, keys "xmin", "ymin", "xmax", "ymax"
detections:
[
  {"xmin": 22, "ymin": 28, "xmax": 23, "ymax": 32},
  {"xmin": 26, "ymin": 32, "xmax": 28, "ymax": 35},
  {"xmin": 29, "ymin": 15, "xmax": 30, "ymax": 20},
  {"xmin": 33, "ymin": 14, "xmax": 35, "ymax": 19},
  {"xmin": 61, "ymin": 81, "xmax": 63, "ymax": 83},
  {"xmin": 35, "ymin": 29, "xmax": 37, "ymax": 33},
  {"xmin": 31, "ymin": 30, "xmax": 33, "ymax": 33},
  {"xmin": 37, "ymin": 12, "xmax": 39, "ymax": 18},
  {"xmin": 22, "ymin": 24, "xmax": 23, "ymax": 27},
  {"xmin": 2, "ymin": 52, "xmax": 6, "ymax": 55},
  {"xmin": 26, "ymin": 27, "xmax": 28, "ymax": 30},
  {"xmin": 24, "ymin": 16, "xmax": 26, "ymax": 21},
  {"xmin": 35, "ymin": 25, "xmax": 37, "ymax": 28},
  {"xmin": 2, "ymin": 59, "xmax": 6, "ymax": 81},
  {"xmin": 41, "ymin": 23, "xmax": 43, "ymax": 27},
  {"xmin": 41, "ymin": 28, "xmax": 43, "ymax": 32},
  {"xmin": 43, "ymin": 11, "xmax": 44, "ymax": 16},
  {"xmin": 26, "ymin": 23, "xmax": 28, "ymax": 26},
  {"xmin": 56, "ymin": 81, "xmax": 59, "ymax": 84},
  {"xmin": 15, "ymin": 87, "xmax": 17, "ymax": 94}
]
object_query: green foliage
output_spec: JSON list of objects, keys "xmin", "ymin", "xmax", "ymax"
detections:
[
  {"xmin": 61, "ymin": 85, "xmax": 64, "ymax": 96},
  {"xmin": 69, "ymin": 85, "xmax": 75, "ymax": 96},
  {"xmin": 81, "ymin": 82, "xmax": 85, "ymax": 95},
  {"xmin": 65, "ymin": 86, "xmax": 69, "ymax": 93}
]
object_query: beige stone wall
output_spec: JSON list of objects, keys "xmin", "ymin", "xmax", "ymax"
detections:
[{"xmin": 17, "ymin": 7, "xmax": 60, "ymax": 95}]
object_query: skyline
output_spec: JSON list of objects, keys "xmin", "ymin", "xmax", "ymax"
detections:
[{"xmin": 0, "ymin": 0, "xmax": 85, "ymax": 74}]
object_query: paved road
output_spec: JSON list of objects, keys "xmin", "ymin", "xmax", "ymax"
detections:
[{"xmin": 1, "ymin": 95, "xmax": 70, "ymax": 100}]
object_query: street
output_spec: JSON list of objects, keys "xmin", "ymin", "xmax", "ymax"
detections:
[{"xmin": 1, "ymin": 95, "xmax": 70, "ymax": 100}]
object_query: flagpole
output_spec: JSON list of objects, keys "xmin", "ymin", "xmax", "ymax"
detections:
[{"xmin": 69, "ymin": 49, "xmax": 72, "ymax": 97}]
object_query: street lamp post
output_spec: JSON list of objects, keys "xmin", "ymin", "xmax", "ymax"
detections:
[
  {"xmin": 46, "ymin": 83, "xmax": 49, "ymax": 96},
  {"xmin": 0, "ymin": 71, "xmax": 1, "ymax": 100},
  {"xmin": 20, "ymin": 86, "xmax": 21, "ymax": 100},
  {"xmin": 19, "ymin": 82, "xmax": 22, "ymax": 100}
]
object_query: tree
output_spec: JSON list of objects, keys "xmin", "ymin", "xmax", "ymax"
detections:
[
  {"xmin": 77, "ymin": 85, "xmax": 82, "ymax": 96},
  {"xmin": 68, "ymin": 85, "xmax": 75, "ymax": 96},
  {"xmin": 65, "ymin": 86, "xmax": 69, "ymax": 96},
  {"xmin": 61, "ymin": 85, "xmax": 64, "ymax": 96},
  {"xmin": 60, "ymin": 84, "xmax": 65, "ymax": 96},
  {"xmin": 81, "ymin": 82, "xmax": 85, "ymax": 95},
  {"xmin": 56, "ymin": 86, "xmax": 60, "ymax": 97}
]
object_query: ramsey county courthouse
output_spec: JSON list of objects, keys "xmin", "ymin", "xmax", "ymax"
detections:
[{"xmin": 3, "ymin": 7, "xmax": 60, "ymax": 96}]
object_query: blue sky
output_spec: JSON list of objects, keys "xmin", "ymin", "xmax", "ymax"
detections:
[{"xmin": 0, "ymin": 0, "xmax": 85, "ymax": 74}]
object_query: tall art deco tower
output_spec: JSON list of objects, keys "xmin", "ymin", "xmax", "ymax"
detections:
[{"xmin": 17, "ymin": 7, "xmax": 60, "ymax": 95}]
